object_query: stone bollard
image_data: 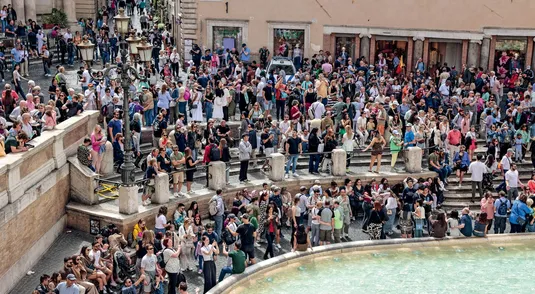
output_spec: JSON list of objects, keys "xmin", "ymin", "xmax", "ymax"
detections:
[
  {"xmin": 100, "ymin": 141, "xmax": 114, "ymax": 176},
  {"xmin": 152, "ymin": 173, "xmax": 170, "ymax": 204},
  {"xmin": 405, "ymin": 147, "xmax": 422, "ymax": 173},
  {"xmin": 332, "ymin": 149, "xmax": 347, "ymax": 176},
  {"xmin": 119, "ymin": 185, "xmax": 139, "ymax": 214},
  {"xmin": 269, "ymin": 153, "xmax": 285, "ymax": 182},
  {"xmin": 208, "ymin": 161, "xmax": 226, "ymax": 190}
]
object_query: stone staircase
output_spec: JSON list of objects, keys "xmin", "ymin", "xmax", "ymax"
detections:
[{"xmin": 441, "ymin": 139, "xmax": 534, "ymax": 213}]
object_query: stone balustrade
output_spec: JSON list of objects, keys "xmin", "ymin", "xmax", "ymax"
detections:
[{"xmin": 0, "ymin": 111, "xmax": 99, "ymax": 294}]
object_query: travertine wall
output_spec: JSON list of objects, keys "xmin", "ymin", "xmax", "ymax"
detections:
[{"xmin": 0, "ymin": 111, "xmax": 99, "ymax": 294}]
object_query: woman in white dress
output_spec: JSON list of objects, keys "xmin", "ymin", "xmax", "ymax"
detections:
[
  {"xmin": 37, "ymin": 30, "xmax": 45, "ymax": 54},
  {"xmin": 191, "ymin": 86, "xmax": 203, "ymax": 122},
  {"xmin": 213, "ymin": 82, "xmax": 225, "ymax": 120}
]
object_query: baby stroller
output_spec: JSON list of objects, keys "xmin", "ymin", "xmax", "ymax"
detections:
[{"xmin": 114, "ymin": 251, "xmax": 136, "ymax": 282}]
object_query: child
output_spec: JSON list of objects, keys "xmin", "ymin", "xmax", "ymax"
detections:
[{"xmin": 514, "ymin": 133, "xmax": 523, "ymax": 162}]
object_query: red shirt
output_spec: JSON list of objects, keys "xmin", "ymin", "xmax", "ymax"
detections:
[
  {"xmin": 290, "ymin": 105, "xmax": 301, "ymax": 120},
  {"xmin": 447, "ymin": 130, "xmax": 461, "ymax": 146}
]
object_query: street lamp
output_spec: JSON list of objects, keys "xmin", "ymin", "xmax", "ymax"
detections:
[
  {"xmin": 126, "ymin": 33, "xmax": 141, "ymax": 56},
  {"xmin": 136, "ymin": 37, "xmax": 153, "ymax": 66},
  {"xmin": 77, "ymin": 37, "xmax": 95, "ymax": 64}
]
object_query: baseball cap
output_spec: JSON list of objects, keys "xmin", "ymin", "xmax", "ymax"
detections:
[
  {"xmin": 227, "ymin": 213, "xmax": 236, "ymax": 220},
  {"xmin": 67, "ymin": 274, "xmax": 76, "ymax": 281}
]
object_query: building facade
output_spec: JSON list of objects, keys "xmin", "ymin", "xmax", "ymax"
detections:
[
  {"xmin": 191, "ymin": 0, "xmax": 535, "ymax": 73},
  {"xmin": 0, "ymin": 0, "xmax": 97, "ymax": 26}
]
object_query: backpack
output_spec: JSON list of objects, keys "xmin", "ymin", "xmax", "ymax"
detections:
[
  {"xmin": 308, "ymin": 103, "xmax": 316, "ymax": 120},
  {"xmin": 208, "ymin": 198, "xmax": 218, "ymax": 216},
  {"xmin": 209, "ymin": 144, "xmax": 221, "ymax": 161},
  {"xmin": 497, "ymin": 198, "xmax": 508, "ymax": 215},
  {"xmin": 221, "ymin": 228, "xmax": 236, "ymax": 245},
  {"xmin": 184, "ymin": 88, "xmax": 191, "ymax": 101}
]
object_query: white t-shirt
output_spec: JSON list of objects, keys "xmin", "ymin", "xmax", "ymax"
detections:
[
  {"xmin": 88, "ymin": 249, "xmax": 101, "ymax": 267},
  {"xmin": 82, "ymin": 70, "xmax": 91, "ymax": 87},
  {"xmin": 141, "ymin": 254, "xmax": 157, "ymax": 272},
  {"xmin": 505, "ymin": 170, "xmax": 519, "ymax": 188},
  {"xmin": 155, "ymin": 214, "xmax": 167, "ymax": 229},
  {"xmin": 500, "ymin": 155, "xmax": 512, "ymax": 170},
  {"xmin": 468, "ymin": 161, "xmax": 487, "ymax": 182},
  {"xmin": 310, "ymin": 101, "xmax": 325, "ymax": 119}
]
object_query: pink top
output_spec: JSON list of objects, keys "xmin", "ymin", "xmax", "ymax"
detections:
[
  {"xmin": 322, "ymin": 63, "xmax": 333, "ymax": 74},
  {"xmin": 91, "ymin": 133, "xmax": 104, "ymax": 152},
  {"xmin": 480, "ymin": 197, "xmax": 495, "ymax": 220},
  {"xmin": 44, "ymin": 113, "xmax": 56, "ymax": 128}
]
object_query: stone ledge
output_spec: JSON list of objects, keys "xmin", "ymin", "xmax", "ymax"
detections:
[{"xmin": 207, "ymin": 234, "xmax": 535, "ymax": 294}]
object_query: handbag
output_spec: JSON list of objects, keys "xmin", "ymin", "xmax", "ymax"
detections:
[{"xmin": 317, "ymin": 143, "xmax": 324, "ymax": 153}]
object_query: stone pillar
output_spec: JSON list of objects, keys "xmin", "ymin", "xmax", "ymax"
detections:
[
  {"xmin": 525, "ymin": 37, "xmax": 534, "ymax": 71},
  {"xmin": 413, "ymin": 38, "xmax": 424, "ymax": 62},
  {"xmin": 369, "ymin": 35, "xmax": 376, "ymax": 65},
  {"xmin": 467, "ymin": 40, "xmax": 481, "ymax": 68},
  {"xmin": 329, "ymin": 34, "xmax": 335, "ymax": 56},
  {"xmin": 480, "ymin": 36, "xmax": 491, "ymax": 71},
  {"xmin": 532, "ymin": 38, "xmax": 535, "ymax": 69},
  {"xmin": 63, "ymin": 0, "xmax": 78, "ymax": 30},
  {"xmin": 119, "ymin": 185, "xmax": 139, "ymax": 214},
  {"xmin": 489, "ymin": 36, "xmax": 497, "ymax": 71},
  {"xmin": 359, "ymin": 34, "xmax": 370, "ymax": 61},
  {"xmin": 208, "ymin": 161, "xmax": 226, "ymax": 190},
  {"xmin": 152, "ymin": 173, "xmax": 170, "ymax": 204},
  {"xmin": 331, "ymin": 149, "xmax": 347, "ymax": 176},
  {"xmin": 461, "ymin": 40, "xmax": 469, "ymax": 67},
  {"xmin": 24, "ymin": 0, "xmax": 36, "ymax": 22},
  {"xmin": 406, "ymin": 38, "xmax": 414, "ymax": 73},
  {"xmin": 12, "ymin": 0, "xmax": 23, "ymax": 23},
  {"xmin": 354, "ymin": 35, "xmax": 360, "ymax": 60},
  {"xmin": 404, "ymin": 147, "xmax": 422, "ymax": 173},
  {"xmin": 422, "ymin": 39, "xmax": 429, "ymax": 69},
  {"xmin": 100, "ymin": 141, "xmax": 114, "ymax": 176},
  {"xmin": 269, "ymin": 153, "xmax": 285, "ymax": 182}
]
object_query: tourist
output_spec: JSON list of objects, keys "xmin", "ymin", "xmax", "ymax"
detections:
[
  {"xmin": 90, "ymin": 124, "xmax": 106, "ymax": 173},
  {"xmin": 509, "ymin": 194, "xmax": 533, "ymax": 233},
  {"xmin": 121, "ymin": 275, "xmax": 146, "ymax": 294},
  {"xmin": 200, "ymin": 236, "xmax": 219, "ymax": 293},
  {"xmin": 290, "ymin": 197, "xmax": 301, "ymax": 245},
  {"xmin": 55, "ymin": 274, "xmax": 79, "ymax": 294},
  {"xmin": 505, "ymin": 163, "xmax": 523, "ymax": 202},
  {"xmin": 332, "ymin": 200, "xmax": 344, "ymax": 243},
  {"xmin": 153, "ymin": 207, "xmax": 168, "ymax": 237},
  {"xmin": 447, "ymin": 211, "xmax": 461, "ymax": 237},
  {"xmin": 141, "ymin": 158, "xmax": 158, "ymax": 205},
  {"xmin": 398, "ymin": 204, "xmax": 413, "ymax": 238},
  {"xmin": 140, "ymin": 244, "xmax": 158, "ymax": 294},
  {"xmin": 77, "ymin": 137, "xmax": 94, "ymax": 172},
  {"xmin": 468, "ymin": 154, "xmax": 486, "ymax": 202},
  {"xmin": 230, "ymin": 214, "xmax": 256, "ymax": 265},
  {"xmin": 453, "ymin": 146, "xmax": 470, "ymax": 187},
  {"xmin": 4, "ymin": 132, "xmax": 29, "ymax": 154},
  {"xmin": 307, "ymin": 127, "xmax": 321, "ymax": 174},
  {"xmin": 184, "ymin": 147, "xmax": 201, "ymax": 193},
  {"xmin": 480, "ymin": 192, "xmax": 495, "ymax": 232},
  {"xmin": 383, "ymin": 191, "xmax": 398, "ymax": 236},
  {"xmin": 318, "ymin": 200, "xmax": 333, "ymax": 245},
  {"xmin": 458, "ymin": 207, "xmax": 473, "ymax": 237},
  {"xmin": 218, "ymin": 241, "xmax": 246, "ymax": 282},
  {"xmin": 363, "ymin": 131, "xmax": 386, "ymax": 173},
  {"xmin": 367, "ymin": 201, "xmax": 386, "ymax": 240},
  {"xmin": 162, "ymin": 238, "xmax": 181, "ymax": 294},
  {"xmin": 178, "ymin": 218, "xmax": 196, "ymax": 271},
  {"xmin": 238, "ymin": 133, "xmax": 252, "ymax": 183},
  {"xmin": 413, "ymin": 200, "xmax": 425, "ymax": 238},
  {"xmin": 472, "ymin": 212, "xmax": 489, "ymax": 237},
  {"xmin": 293, "ymin": 224, "xmax": 312, "ymax": 251},
  {"xmin": 429, "ymin": 212, "xmax": 447, "ymax": 238},
  {"xmin": 493, "ymin": 191, "xmax": 510, "ymax": 234}
]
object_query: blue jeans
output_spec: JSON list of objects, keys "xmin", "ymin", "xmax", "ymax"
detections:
[
  {"xmin": 205, "ymin": 102, "xmax": 213, "ymax": 122},
  {"xmin": 218, "ymin": 266, "xmax": 233, "ymax": 282},
  {"xmin": 198, "ymin": 255, "xmax": 204, "ymax": 270},
  {"xmin": 43, "ymin": 61, "xmax": 50, "ymax": 75},
  {"xmin": 309, "ymin": 154, "xmax": 320, "ymax": 173},
  {"xmin": 178, "ymin": 101, "xmax": 187, "ymax": 123},
  {"xmin": 430, "ymin": 166, "xmax": 445, "ymax": 182},
  {"xmin": 144, "ymin": 110, "xmax": 155, "ymax": 126},
  {"xmin": 154, "ymin": 228, "xmax": 165, "ymax": 235},
  {"xmin": 384, "ymin": 208, "xmax": 396, "ymax": 233},
  {"xmin": 285, "ymin": 154, "xmax": 298, "ymax": 174},
  {"xmin": 213, "ymin": 215, "xmax": 223, "ymax": 243},
  {"xmin": 68, "ymin": 53, "xmax": 74, "ymax": 65},
  {"xmin": 1, "ymin": 19, "xmax": 6, "ymax": 33}
]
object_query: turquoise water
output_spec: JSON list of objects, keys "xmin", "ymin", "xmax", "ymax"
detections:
[{"xmin": 243, "ymin": 242, "xmax": 535, "ymax": 294}]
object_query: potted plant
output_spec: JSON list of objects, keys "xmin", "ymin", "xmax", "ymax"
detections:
[{"xmin": 42, "ymin": 8, "xmax": 68, "ymax": 29}]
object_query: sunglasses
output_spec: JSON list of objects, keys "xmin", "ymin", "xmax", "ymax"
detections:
[{"xmin": 147, "ymin": 247, "xmax": 154, "ymax": 250}]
